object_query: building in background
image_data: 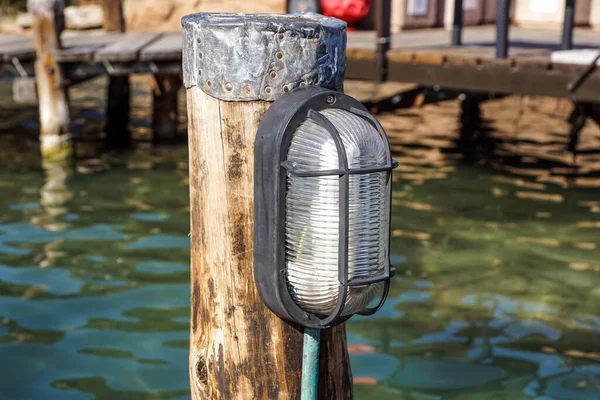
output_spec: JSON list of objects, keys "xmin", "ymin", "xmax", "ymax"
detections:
[
  {"xmin": 123, "ymin": 0, "xmax": 286, "ymax": 31},
  {"xmin": 440, "ymin": 0, "xmax": 485, "ymax": 28},
  {"xmin": 592, "ymin": 0, "xmax": 600, "ymax": 30},
  {"xmin": 513, "ymin": 0, "xmax": 591, "ymax": 28},
  {"xmin": 391, "ymin": 0, "xmax": 438, "ymax": 32}
]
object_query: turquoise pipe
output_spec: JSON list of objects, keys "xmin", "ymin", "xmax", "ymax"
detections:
[{"xmin": 300, "ymin": 328, "xmax": 321, "ymax": 400}]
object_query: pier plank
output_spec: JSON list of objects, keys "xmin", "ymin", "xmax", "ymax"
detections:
[
  {"xmin": 2, "ymin": 25, "xmax": 600, "ymax": 102},
  {"xmin": 57, "ymin": 32, "xmax": 121, "ymax": 62},
  {"xmin": 0, "ymin": 37, "xmax": 35, "ymax": 62},
  {"xmin": 0, "ymin": 35, "xmax": 31, "ymax": 46},
  {"xmin": 94, "ymin": 32, "xmax": 162, "ymax": 62},
  {"xmin": 140, "ymin": 33, "xmax": 182, "ymax": 61}
]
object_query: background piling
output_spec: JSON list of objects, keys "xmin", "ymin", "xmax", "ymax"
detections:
[{"xmin": 28, "ymin": 0, "xmax": 73, "ymax": 164}]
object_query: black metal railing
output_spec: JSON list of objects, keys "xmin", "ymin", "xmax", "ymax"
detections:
[
  {"xmin": 562, "ymin": 0, "xmax": 576, "ymax": 50},
  {"xmin": 496, "ymin": 0, "xmax": 511, "ymax": 58},
  {"xmin": 452, "ymin": 0, "xmax": 464, "ymax": 46},
  {"xmin": 374, "ymin": 0, "xmax": 580, "ymax": 81}
]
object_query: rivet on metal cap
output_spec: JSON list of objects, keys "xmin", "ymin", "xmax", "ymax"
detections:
[{"xmin": 181, "ymin": 12, "xmax": 347, "ymax": 101}]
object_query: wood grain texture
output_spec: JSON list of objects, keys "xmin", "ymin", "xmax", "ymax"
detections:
[
  {"xmin": 31, "ymin": 11, "xmax": 69, "ymax": 137},
  {"xmin": 94, "ymin": 32, "xmax": 161, "ymax": 62},
  {"xmin": 186, "ymin": 86, "xmax": 352, "ymax": 399}
]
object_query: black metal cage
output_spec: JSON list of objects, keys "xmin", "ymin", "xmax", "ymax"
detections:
[{"xmin": 254, "ymin": 87, "xmax": 397, "ymax": 329}]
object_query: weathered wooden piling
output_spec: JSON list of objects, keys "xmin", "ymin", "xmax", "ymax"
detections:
[
  {"xmin": 102, "ymin": 0, "xmax": 131, "ymax": 149},
  {"xmin": 182, "ymin": 13, "xmax": 352, "ymax": 399},
  {"xmin": 28, "ymin": 0, "xmax": 73, "ymax": 163}
]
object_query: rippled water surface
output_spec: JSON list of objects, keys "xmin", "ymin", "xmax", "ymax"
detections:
[{"xmin": 1, "ymin": 78, "xmax": 599, "ymax": 399}]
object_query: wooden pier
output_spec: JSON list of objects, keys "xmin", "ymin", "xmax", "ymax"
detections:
[
  {"xmin": 3, "ymin": 26, "xmax": 600, "ymax": 99},
  {"xmin": 346, "ymin": 29, "xmax": 600, "ymax": 102}
]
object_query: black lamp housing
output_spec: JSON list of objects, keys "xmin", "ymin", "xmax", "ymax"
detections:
[{"xmin": 253, "ymin": 87, "xmax": 397, "ymax": 329}]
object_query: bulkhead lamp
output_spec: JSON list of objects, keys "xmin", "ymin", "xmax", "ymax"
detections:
[{"xmin": 254, "ymin": 87, "xmax": 397, "ymax": 329}]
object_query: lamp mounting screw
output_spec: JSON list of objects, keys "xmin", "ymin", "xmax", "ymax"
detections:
[{"xmin": 326, "ymin": 95, "xmax": 336, "ymax": 105}]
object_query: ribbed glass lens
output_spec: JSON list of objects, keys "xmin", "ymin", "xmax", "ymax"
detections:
[{"xmin": 285, "ymin": 108, "xmax": 388, "ymax": 316}]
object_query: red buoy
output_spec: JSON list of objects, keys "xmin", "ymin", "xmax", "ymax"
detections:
[{"xmin": 321, "ymin": 0, "xmax": 371, "ymax": 27}]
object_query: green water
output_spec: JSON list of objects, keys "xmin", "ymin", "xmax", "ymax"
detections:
[{"xmin": 1, "ymin": 79, "xmax": 599, "ymax": 399}]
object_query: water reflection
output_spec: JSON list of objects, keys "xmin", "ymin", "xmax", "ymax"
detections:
[
  {"xmin": 341, "ymin": 86, "xmax": 600, "ymax": 398},
  {"xmin": 368, "ymin": 90, "xmax": 600, "ymax": 190},
  {"xmin": 0, "ymin": 161, "xmax": 191, "ymax": 399},
  {"xmin": 348, "ymin": 163, "xmax": 600, "ymax": 399},
  {"xmin": 0, "ymin": 79, "xmax": 599, "ymax": 399}
]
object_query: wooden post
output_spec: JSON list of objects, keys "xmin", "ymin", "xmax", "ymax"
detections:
[
  {"xmin": 105, "ymin": 74, "xmax": 131, "ymax": 148},
  {"xmin": 459, "ymin": 94, "xmax": 482, "ymax": 161},
  {"xmin": 28, "ymin": 0, "xmax": 73, "ymax": 164},
  {"xmin": 152, "ymin": 73, "xmax": 182, "ymax": 142},
  {"xmin": 182, "ymin": 13, "xmax": 352, "ymax": 399},
  {"xmin": 102, "ymin": 0, "xmax": 131, "ymax": 148}
]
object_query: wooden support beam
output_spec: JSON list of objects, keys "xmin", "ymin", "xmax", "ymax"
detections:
[
  {"xmin": 380, "ymin": 51, "xmax": 600, "ymax": 103},
  {"xmin": 28, "ymin": 0, "xmax": 73, "ymax": 164},
  {"xmin": 105, "ymin": 75, "xmax": 131, "ymax": 148},
  {"xmin": 102, "ymin": 0, "xmax": 131, "ymax": 148},
  {"xmin": 151, "ymin": 73, "xmax": 182, "ymax": 142},
  {"xmin": 459, "ymin": 94, "xmax": 484, "ymax": 161},
  {"xmin": 182, "ymin": 13, "xmax": 352, "ymax": 399}
]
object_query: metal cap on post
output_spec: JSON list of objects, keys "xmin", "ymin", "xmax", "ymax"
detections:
[
  {"xmin": 182, "ymin": 12, "xmax": 352, "ymax": 399},
  {"xmin": 182, "ymin": 12, "xmax": 347, "ymax": 101}
]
